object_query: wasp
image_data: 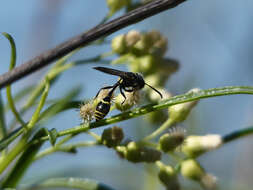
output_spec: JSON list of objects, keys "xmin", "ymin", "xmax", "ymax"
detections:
[
  {"xmin": 94, "ymin": 67, "xmax": 163, "ymax": 104},
  {"xmin": 94, "ymin": 83, "xmax": 118, "ymax": 121}
]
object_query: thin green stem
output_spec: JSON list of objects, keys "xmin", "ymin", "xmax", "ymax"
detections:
[
  {"xmin": 222, "ymin": 126, "xmax": 253, "ymax": 144},
  {"xmin": 31, "ymin": 85, "xmax": 253, "ymax": 144},
  {"xmin": 87, "ymin": 131, "xmax": 101, "ymax": 141},
  {"xmin": 34, "ymin": 141, "xmax": 98, "ymax": 161},
  {"xmin": 0, "ymin": 135, "xmax": 29, "ymax": 173},
  {"xmin": 143, "ymin": 118, "xmax": 174, "ymax": 141}
]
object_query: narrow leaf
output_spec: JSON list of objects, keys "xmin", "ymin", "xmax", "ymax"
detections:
[
  {"xmin": 2, "ymin": 32, "xmax": 25, "ymax": 126},
  {"xmin": 2, "ymin": 128, "xmax": 48, "ymax": 188},
  {"xmin": 0, "ymin": 92, "xmax": 7, "ymax": 139},
  {"xmin": 26, "ymin": 78, "xmax": 50, "ymax": 131},
  {"xmin": 4, "ymin": 85, "xmax": 35, "ymax": 111},
  {"xmin": 0, "ymin": 127, "xmax": 23, "ymax": 151},
  {"xmin": 29, "ymin": 177, "xmax": 116, "ymax": 190}
]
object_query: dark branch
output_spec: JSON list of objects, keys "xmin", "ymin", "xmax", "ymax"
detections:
[{"xmin": 0, "ymin": 0, "xmax": 186, "ymax": 89}]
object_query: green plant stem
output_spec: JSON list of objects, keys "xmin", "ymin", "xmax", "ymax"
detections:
[
  {"xmin": 143, "ymin": 118, "xmax": 174, "ymax": 141},
  {"xmin": 0, "ymin": 135, "xmax": 29, "ymax": 173},
  {"xmin": 34, "ymin": 141, "xmax": 98, "ymax": 161},
  {"xmin": 30, "ymin": 85, "xmax": 253, "ymax": 144},
  {"xmin": 2, "ymin": 128, "xmax": 47, "ymax": 188},
  {"xmin": 0, "ymin": 80, "xmax": 50, "ymax": 174},
  {"xmin": 222, "ymin": 126, "xmax": 253, "ymax": 144}
]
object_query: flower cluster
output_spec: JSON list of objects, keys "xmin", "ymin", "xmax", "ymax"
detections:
[
  {"xmin": 110, "ymin": 30, "xmax": 179, "ymax": 122},
  {"xmin": 78, "ymin": 29, "xmax": 221, "ymax": 189}
]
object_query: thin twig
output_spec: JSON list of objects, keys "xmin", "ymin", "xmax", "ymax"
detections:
[{"xmin": 0, "ymin": 0, "xmax": 186, "ymax": 89}]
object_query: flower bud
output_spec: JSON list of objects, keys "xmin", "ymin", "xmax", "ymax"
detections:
[
  {"xmin": 182, "ymin": 135, "xmax": 222, "ymax": 157},
  {"xmin": 200, "ymin": 173, "xmax": 217, "ymax": 190},
  {"xmin": 111, "ymin": 34, "xmax": 127, "ymax": 54},
  {"xmin": 115, "ymin": 145, "xmax": 127, "ymax": 159},
  {"xmin": 106, "ymin": 0, "xmax": 131, "ymax": 15},
  {"xmin": 158, "ymin": 58, "xmax": 180, "ymax": 77},
  {"xmin": 148, "ymin": 87, "xmax": 172, "ymax": 102},
  {"xmin": 79, "ymin": 101, "xmax": 95, "ymax": 122},
  {"xmin": 136, "ymin": 55, "xmax": 157, "ymax": 75},
  {"xmin": 159, "ymin": 128, "xmax": 185, "ymax": 152},
  {"xmin": 168, "ymin": 88, "xmax": 200, "ymax": 123},
  {"xmin": 145, "ymin": 30, "xmax": 168, "ymax": 56},
  {"xmin": 125, "ymin": 30, "xmax": 141, "ymax": 47},
  {"xmin": 132, "ymin": 34, "xmax": 151, "ymax": 56},
  {"xmin": 151, "ymin": 36, "xmax": 168, "ymax": 57},
  {"xmin": 145, "ymin": 110, "xmax": 167, "ymax": 124},
  {"xmin": 180, "ymin": 159, "xmax": 205, "ymax": 181},
  {"xmin": 157, "ymin": 162, "xmax": 180, "ymax": 190},
  {"xmin": 101, "ymin": 126, "xmax": 124, "ymax": 148},
  {"xmin": 181, "ymin": 159, "xmax": 217, "ymax": 190},
  {"xmin": 125, "ymin": 141, "xmax": 161, "ymax": 163},
  {"xmin": 115, "ymin": 91, "xmax": 141, "ymax": 111},
  {"xmin": 144, "ymin": 74, "xmax": 168, "ymax": 88}
]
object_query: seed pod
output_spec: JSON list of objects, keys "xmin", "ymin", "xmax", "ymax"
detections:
[
  {"xmin": 101, "ymin": 126, "xmax": 124, "ymax": 148},
  {"xmin": 159, "ymin": 129, "xmax": 185, "ymax": 152},
  {"xmin": 125, "ymin": 141, "xmax": 161, "ymax": 163},
  {"xmin": 157, "ymin": 162, "xmax": 180, "ymax": 190}
]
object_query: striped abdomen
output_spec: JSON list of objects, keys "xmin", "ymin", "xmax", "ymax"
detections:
[{"xmin": 95, "ymin": 97, "xmax": 111, "ymax": 121}]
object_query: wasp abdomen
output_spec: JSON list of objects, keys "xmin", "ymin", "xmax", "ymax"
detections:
[{"xmin": 95, "ymin": 99, "xmax": 111, "ymax": 121}]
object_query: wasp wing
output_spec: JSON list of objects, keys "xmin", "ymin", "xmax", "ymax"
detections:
[{"xmin": 93, "ymin": 67, "xmax": 128, "ymax": 78}]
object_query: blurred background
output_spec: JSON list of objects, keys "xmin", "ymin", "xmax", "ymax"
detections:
[{"xmin": 0, "ymin": 0, "xmax": 253, "ymax": 189}]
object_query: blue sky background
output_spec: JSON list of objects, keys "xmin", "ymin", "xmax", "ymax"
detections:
[{"xmin": 1, "ymin": 0, "xmax": 253, "ymax": 189}]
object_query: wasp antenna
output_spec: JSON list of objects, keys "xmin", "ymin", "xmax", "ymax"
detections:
[{"xmin": 145, "ymin": 83, "xmax": 163, "ymax": 99}]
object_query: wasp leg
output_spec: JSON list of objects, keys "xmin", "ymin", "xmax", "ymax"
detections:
[
  {"xmin": 119, "ymin": 86, "xmax": 127, "ymax": 105},
  {"xmin": 95, "ymin": 85, "xmax": 115, "ymax": 98}
]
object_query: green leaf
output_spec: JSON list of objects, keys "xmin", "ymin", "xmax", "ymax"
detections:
[
  {"xmin": 28, "ymin": 177, "xmax": 116, "ymax": 190},
  {"xmin": 26, "ymin": 78, "xmax": 50, "ymax": 131},
  {"xmin": 0, "ymin": 89, "xmax": 81, "ymax": 151},
  {"xmin": 46, "ymin": 128, "xmax": 58, "ymax": 146},
  {"xmin": 0, "ymin": 92, "xmax": 7, "ymax": 139},
  {"xmin": 4, "ymin": 85, "xmax": 35, "ymax": 111},
  {"xmin": 2, "ymin": 128, "xmax": 48, "ymax": 188},
  {"xmin": 2, "ymin": 32, "xmax": 16, "ymax": 70},
  {"xmin": 2, "ymin": 32, "xmax": 26, "ymax": 126},
  {"xmin": 0, "ymin": 127, "xmax": 24, "ymax": 151}
]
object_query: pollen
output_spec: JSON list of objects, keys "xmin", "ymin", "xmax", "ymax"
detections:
[{"xmin": 79, "ymin": 101, "xmax": 95, "ymax": 123}]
